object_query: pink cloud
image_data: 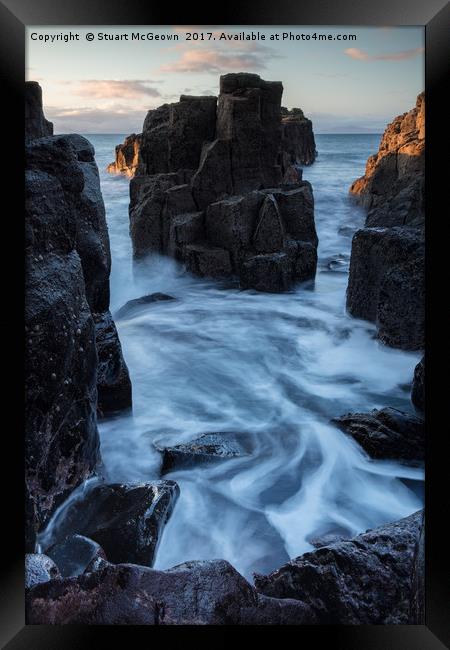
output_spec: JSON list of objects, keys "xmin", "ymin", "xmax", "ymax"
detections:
[
  {"xmin": 345, "ymin": 47, "xmax": 424, "ymax": 61},
  {"xmin": 159, "ymin": 48, "xmax": 268, "ymax": 73},
  {"xmin": 74, "ymin": 80, "xmax": 161, "ymax": 99}
]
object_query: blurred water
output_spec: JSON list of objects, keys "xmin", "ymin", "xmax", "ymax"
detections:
[{"xmin": 80, "ymin": 134, "xmax": 423, "ymax": 579}]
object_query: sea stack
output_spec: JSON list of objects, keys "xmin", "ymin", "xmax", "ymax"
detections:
[{"xmin": 128, "ymin": 73, "xmax": 318, "ymax": 292}]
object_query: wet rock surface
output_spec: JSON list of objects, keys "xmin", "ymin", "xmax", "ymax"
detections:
[
  {"xmin": 115, "ymin": 292, "xmax": 176, "ymax": 319},
  {"xmin": 332, "ymin": 406, "xmax": 425, "ymax": 461},
  {"xmin": 46, "ymin": 534, "xmax": 106, "ymax": 577},
  {"xmin": 26, "ymin": 559, "xmax": 315, "ymax": 625},
  {"xmin": 25, "ymin": 554, "xmax": 60, "ymax": 590},
  {"xmin": 254, "ymin": 510, "xmax": 424, "ymax": 624},
  {"xmin": 129, "ymin": 73, "xmax": 318, "ymax": 292},
  {"xmin": 42, "ymin": 481, "xmax": 180, "ymax": 567},
  {"xmin": 155, "ymin": 432, "xmax": 249, "ymax": 474}
]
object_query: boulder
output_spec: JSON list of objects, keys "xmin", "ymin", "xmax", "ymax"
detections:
[
  {"xmin": 254, "ymin": 510, "xmax": 423, "ymax": 624},
  {"xmin": 107, "ymin": 133, "xmax": 141, "ymax": 177},
  {"xmin": 46, "ymin": 534, "xmax": 107, "ymax": 577},
  {"xmin": 411, "ymin": 356, "xmax": 425, "ymax": 412},
  {"xmin": 25, "ymin": 554, "xmax": 60, "ymax": 590},
  {"xmin": 332, "ymin": 406, "xmax": 425, "ymax": 461},
  {"xmin": 346, "ymin": 226, "xmax": 424, "ymax": 349},
  {"xmin": 42, "ymin": 481, "xmax": 179, "ymax": 567},
  {"xmin": 155, "ymin": 432, "xmax": 248, "ymax": 474},
  {"xmin": 115, "ymin": 292, "xmax": 176, "ymax": 319},
  {"xmin": 26, "ymin": 559, "xmax": 315, "ymax": 625},
  {"xmin": 25, "ymin": 81, "xmax": 53, "ymax": 143},
  {"xmin": 94, "ymin": 311, "xmax": 132, "ymax": 416}
]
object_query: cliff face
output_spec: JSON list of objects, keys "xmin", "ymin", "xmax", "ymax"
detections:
[
  {"xmin": 25, "ymin": 82, "xmax": 131, "ymax": 549},
  {"xmin": 128, "ymin": 73, "xmax": 318, "ymax": 293},
  {"xmin": 350, "ymin": 92, "xmax": 424, "ymax": 228},
  {"xmin": 107, "ymin": 133, "xmax": 141, "ymax": 177},
  {"xmin": 346, "ymin": 93, "xmax": 425, "ymax": 350}
]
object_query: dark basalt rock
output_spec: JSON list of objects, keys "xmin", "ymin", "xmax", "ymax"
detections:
[
  {"xmin": 107, "ymin": 133, "xmax": 141, "ymax": 177},
  {"xmin": 346, "ymin": 226, "xmax": 424, "ymax": 350},
  {"xmin": 280, "ymin": 109, "xmax": 317, "ymax": 172},
  {"xmin": 26, "ymin": 559, "xmax": 316, "ymax": 625},
  {"xmin": 411, "ymin": 356, "xmax": 425, "ymax": 412},
  {"xmin": 155, "ymin": 432, "xmax": 248, "ymax": 474},
  {"xmin": 25, "ymin": 81, "xmax": 53, "ymax": 143},
  {"xmin": 25, "ymin": 554, "xmax": 60, "ymax": 590},
  {"xmin": 254, "ymin": 510, "xmax": 424, "ymax": 624},
  {"xmin": 332, "ymin": 406, "xmax": 424, "ymax": 461},
  {"xmin": 94, "ymin": 311, "xmax": 132, "ymax": 416},
  {"xmin": 46, "ymin": 534, "xmax": 107, "ymax": 577},
  {"xmin": 43, "ymin": 481, "xmax": 179, "ymax": 567},
  {"xmin": 409, "ymin": 511, "xmax": 425, "ymax": 623},
  {"xmin": 115, "ymin": 292, "xmax": 176, "ymax": 319}
]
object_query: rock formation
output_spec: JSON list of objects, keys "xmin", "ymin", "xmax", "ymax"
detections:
[
  {"xmin": 107, "ymin": 133, "xmax": 141, "ymax": 177},
  {"xmin": 25, "ymin": 82, "xmax": 131, "ymax": 550},
  {"xmin": 128, "ymin": 73, "xmax": 318, "ymax": 292},
  {"xmin": 346, "ymin": 93, "xmax": 425, "ymax": 350},
  {"xmin": 280, "ymin": 107, "xmax": 317, "ymax": 172},
  {"xmin": 411, "ymin": 356, "xmax": 425, "ymax": 413},
  {"xmin": 25, "ymin": 81, "xmax": 53, "ymax": 143}
]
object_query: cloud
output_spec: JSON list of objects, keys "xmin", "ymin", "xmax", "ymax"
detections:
[
  {"xmin": 159, "ymin": 47, "xmax": 270, "ymax": 73},
  {"xmin": 74, "ymin": 80, "xmax": 162, "ymax": 99},
  {"xmin": 344, "ymin": 47, "xmax": 424, "ymax": 61},
  {"xmin": 45, "ymin": 104, "xmax": 148, "ymax": 134}
]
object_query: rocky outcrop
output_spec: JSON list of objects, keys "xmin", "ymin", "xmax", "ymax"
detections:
[
  {"xmin": 25, "ymin": 81, "xmax": 53, "ymax": 143},
  {"xmin": 26, "ymin": 559, "xmax": 316, "ymax": 625},
  {"xmin": 25, "ymin": 83, "xmax": 131, "ymax": 550},
  {"xmin": 346, "ymin": 95, "xmax": 425, "ymax": 352},
  {"xmin": 280, "ymin": 108, "xmax": 317, "ymax": 172},
  {"xmin": 155, "ymin": 432, "xmax": 248, "ymax": 474},
  {"xmin": 411, "ymin": 356, "xmax": 425, "ymax": 413},
  {"xmin": 409, "ymin": 512, "xmax": 425, "ymax": 624},
  {"xmin": 350, "ymin": 92, "xmax": 424, "ymax": 229},
  {"xmin": 25, "ymin": 554, "xmax": 60, "ymax": 590},
  {"xmin": 107, "ymin": 133, "xmax": 141, "ymax": 177},
  {"xmin": 332, "ymin": 406, "xmax": 424, "ymax": 461},
  {"xmin": 254, "ymin": 510, "xmax": 424, "ymax": 624},
  {"xmin": 346, "ymin": 226, "xmax": 424, "ymax": 350},
  {"xmin": 128, "ymin": 73, "xmax": 318, "ymax": 292},
  {"xmin": 40, "ymin": 482, "xmax": 179, "ymax": 567}
]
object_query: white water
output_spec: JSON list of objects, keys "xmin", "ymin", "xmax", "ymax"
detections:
[{"xmin": 81, "ymin": 134, "xmax": 423, "ymax": 578}]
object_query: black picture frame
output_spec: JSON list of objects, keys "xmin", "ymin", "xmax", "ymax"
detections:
[{"xmin": 1, "ymin": 0, "xmax": 448, "ymax": 647}]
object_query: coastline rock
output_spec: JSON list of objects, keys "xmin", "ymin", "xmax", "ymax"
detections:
[
  {"xmin": 25, "ymin": 554, "xmax": 60, "ymax": 590},
  {"xmin": 115, "ymin": 292, "xmax": 176, "ymax": 319},
  {"xmin": 129, "ymin": 73, "xmax": 318, "ymax": 292},
  {"xmin": 409, "ymin": 512, "xmax": 425, "ymax": 623},
  {"xmin": 155, "ymin": 432, "xmax": 248, "ymax": 474},
  {"xmin": 107, "ymin": 133, "xmax": 141, "ymax": 177},
  {"xmin": 254, "ymin": 510, "xmax": 423, "ymax": 624},
  {"xmin": 411, "ymin": 356, "xmax": 425, "ymax": 412},
  {"xmin": 346, "ymin": 226, "xmax": 424, "ymax": 350},
  {"xmin": 280, "ymin": 108, "xmax": 317, "ymax": 172},
  {"xmin": 350, "ymin": 92, "xmax": 424, "ymax": 228},
  {"xmin": 332, "ymin": 406, "xmax": 425, "ymax": 461},
  {"xmin": 42, "ymin": 481, "xmax": 180, "ymax": 567},
  {"xmin": 25, "ymin": 81, "xmax": 53, "ymax": 143},
  {"xmin": 26, "ymin": 559, "xmax": 315, "ymax": 625},
  {"xmin": 46, "ymin": 534, "xmax": 107, "ymax": 577}
]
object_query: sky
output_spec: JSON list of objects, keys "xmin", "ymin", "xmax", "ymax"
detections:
[{"xmin": 26, "ymin": 25, "xmax": 424, "ymax": 134}]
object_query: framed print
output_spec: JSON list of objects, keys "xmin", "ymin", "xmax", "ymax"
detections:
[{"xmin": 0, "ymin": 0, "xmax": 448, "ymax": 647}]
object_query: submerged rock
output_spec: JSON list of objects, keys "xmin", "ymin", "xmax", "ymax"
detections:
[
  {"xmin": 46, "ymin": 534, "xmax": 106, "ymax": 577},
  {"xmin": 332, "ymin": 407, "xmax": 424, "ymax": 461},
  {"xmin": 155, "ymin": 432, "xmax": 248, "ymax": 474},
  {"xmin": 254, "ymin": 510, "xmax": 423, "ymax": 624},
  {"xmin": 43, "ymin": 481, "xmax": 179, "ymax": 567},
  {"xmin": 411, "ymin": 356, "xmax": 425, "ymax": 413},
  {"xmin": 115, "ymin": 292, "xmax": 176, "ymax": 319},
  {"xmin": 107, "ymin": 133, "xmax": 141, "ymax": 177},
  {"xmin": 26, "ymin": 559, "xmax": 315, "ymax": 625},
  {"xmin": 25, "ymin": 553, "xmax": 60, "ymax": 590}
]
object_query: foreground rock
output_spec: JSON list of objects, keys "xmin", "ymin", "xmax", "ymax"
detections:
[
  {"xmin": 26, "ymin": 559, "xmax": 315, "ymax": 625},
  {"xmin": 107, "ymin": 133, "xmax": 141, "ymax": 177},
  {"xmin": 332, "ymin": 406, "xmax": 424, "ymax": 461},
  {"xmin": 129, "ymin": 73, "xmax": 318, "ymax": 292},
  {"xmin": 25, "ymin": 554, "xmax": 60, "ymax": 590},
  {"xmin": 411, "ymin": 356, "xmax": 425, "ymax": 413},
  {"xmin": 346, "ymin": 226, "xmax": 424, "ymax": 350},
  {"xmin": 46, "ymin": 534, "xmax": 107, "ymax": 577},
  {"xmin": 25, "ymin": 82, "xmax": 131, "ymax": 548},
  {"xmin": 42, "ymin": 481, "xmax": 179, "ymax": 567},
  {"xmin": 156, "ymin": 432, "xmax": 248, "ymax": 474},
  {"xmin": 350, "ymin": 92, "xmax": 424, "ymax": 229},
  {"xmin": 254, "ymin": 510, "xmax": 424, "ymax": 624}
]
